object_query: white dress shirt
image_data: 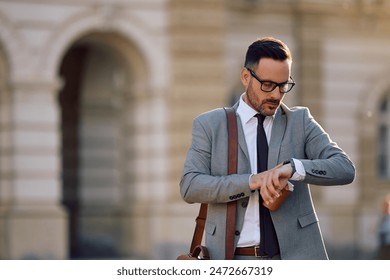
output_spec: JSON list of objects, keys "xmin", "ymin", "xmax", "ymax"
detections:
[{"xmin": 236, "ymin": 93, "xmax": 305, "ymax": 247}]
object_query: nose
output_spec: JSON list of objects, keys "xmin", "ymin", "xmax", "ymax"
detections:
[{"xmin": 270, "ymin": 86, "xmax": 284, "ymax": 98}]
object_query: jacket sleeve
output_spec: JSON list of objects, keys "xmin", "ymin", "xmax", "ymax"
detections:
[
  {"xmin": 299, "ymin": 107, "xmax": 355, "ymax": 186},
  {"xmin": 180, "ymin": 115, "xmax": 252, "ymax": 204}
]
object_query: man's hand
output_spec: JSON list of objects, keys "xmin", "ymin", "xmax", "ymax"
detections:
[{"xmin": 249, "ymin": 163, "xmax": 293, "ymax": 204}]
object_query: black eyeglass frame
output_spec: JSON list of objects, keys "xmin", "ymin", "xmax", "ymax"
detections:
[{"xmin": 245, "ymin": 67, "xmax": 296, "ymax": 94}]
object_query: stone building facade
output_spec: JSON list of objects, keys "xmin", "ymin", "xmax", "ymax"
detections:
[{"xmin": 0, "ymin": 0, "xmax": 389, "ymax": 259}]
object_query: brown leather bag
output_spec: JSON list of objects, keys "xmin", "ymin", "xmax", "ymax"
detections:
[
  {"xmin": 176, "ymin": 244, "xmax": 210, "ymax": 260},
  {"xmin": 176, "ymin": 107, "xmax": 238, "ymax": 260},
  {"xmin": 263, "ymin": 188, "xmax": 291, "ymax": 211}
]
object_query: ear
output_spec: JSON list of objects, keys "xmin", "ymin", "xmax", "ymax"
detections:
[{"xmin": 240, "ymin": 67, "xmax": 250, "ymax": 88}]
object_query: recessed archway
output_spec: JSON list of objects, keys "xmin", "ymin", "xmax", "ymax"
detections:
[{"xmin": 58, "ymin": 31, "xmax": 146, "ymax": 259}]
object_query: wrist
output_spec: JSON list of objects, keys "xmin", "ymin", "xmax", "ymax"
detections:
[
  {"xmin": 283, "ymin": 159, "xmax": 296, "ymax": 178},
  {"xmin": 249, "ymin": 174, "xmax": 256, "ymax": 191}
]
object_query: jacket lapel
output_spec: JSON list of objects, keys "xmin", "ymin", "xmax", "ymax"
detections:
[
  {"xmin": 232, "ymin": 102, "xmax": 250, "ymax": 167},
  {"xmin": 268, "ymin": 106, "xmax": 287, "ymax": 168},
  {"xmin": 237, "ymin": 115, "xmax": 250, "ymax": 164}
]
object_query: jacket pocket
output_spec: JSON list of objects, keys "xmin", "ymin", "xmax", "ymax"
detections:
[
  {"xmin": 298, "ymin": 212, "xmax": 319, "ymax": 228},
  {"xmin": 205, "ymin": 221, "xmax": 216, "ymax": 236}
]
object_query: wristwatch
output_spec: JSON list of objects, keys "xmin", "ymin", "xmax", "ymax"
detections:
[{"xmin": 283, "ymin": 159, "xmax": 296, "ymax": 177}]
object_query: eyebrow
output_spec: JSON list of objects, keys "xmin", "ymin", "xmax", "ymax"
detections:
[{"xmin": 247, "ymin": 68, "xmax": 290, "ymax": 84}]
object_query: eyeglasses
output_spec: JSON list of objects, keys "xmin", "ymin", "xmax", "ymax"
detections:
[{"xmin": 246, "ymin": 67, "xmax": 295, "ymax": 94}]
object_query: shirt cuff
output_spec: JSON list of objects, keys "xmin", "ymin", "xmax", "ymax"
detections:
[
  {"xmin": 290, "ymin": 158, "xmax": 305, "ymax": 181},
  {"xmin": 249, "ymin": 173, "xmax": 255, "ymax": 186}
]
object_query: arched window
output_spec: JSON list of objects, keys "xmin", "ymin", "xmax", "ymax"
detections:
[{"xmin": 378, "ymin": 92, "xmax": 390, "ymax": 179}]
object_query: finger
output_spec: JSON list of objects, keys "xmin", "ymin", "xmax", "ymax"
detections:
[
  {"xmin": 265, "ymin": 172, "xmax": 280, "ymax": 198},
  {"xmin": 260, "ymin": 184, "xmax": 273, "ymax": 202},
  {"xmin": 268, "ymin": 185, "xmax": 280, "ymax": 199},
  {"xmin": 263, "ymin": 189, "xmax": 282, "ymax": 205},
  {"xmin": 274, "ymin": 163, "xmax": 283, "ymax": 169},
  {"xmin": 262, "ymin": 186, "xmax": 279, "ymax": 205},
  {"xmin": 271, "ymin": 170, "xmax": 281, "ymax": 190}
]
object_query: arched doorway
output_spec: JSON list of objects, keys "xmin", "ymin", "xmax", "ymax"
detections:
[{"xmin": 58, "ymin": 32, "xmax": 132, "ymax": 259}]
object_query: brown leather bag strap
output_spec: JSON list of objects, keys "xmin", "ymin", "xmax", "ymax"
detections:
[
  {"xmin": 188, "ymin": 107, "xmax": 238, "ymax": 259},
  {"xmin": 190, "ymin": 203, "xmax": 207, "ymax": 252},
  {"xmin": 224, "ymin": 107, "xmax": 238, "ymax": 260},
  {"xmin": 225, "ymin": 107, "xmax": 238, "ymax": 175}
]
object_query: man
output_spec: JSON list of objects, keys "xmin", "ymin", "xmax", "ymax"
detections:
[
  {"xmin": 180, "ymin": 37, "xmax": 355, "ymax": 260},
  {"xmin": 377, "ymin": 194, "xmax": 390, "ymax": 259}
]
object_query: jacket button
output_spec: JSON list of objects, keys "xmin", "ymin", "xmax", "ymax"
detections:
[
  {"xmin": 235, "ymin": 230, "xmax": 240, "ymax": 236},
  {"xmin": 241, "ymin": 201, "xmax": 248, "ymax": 208}
]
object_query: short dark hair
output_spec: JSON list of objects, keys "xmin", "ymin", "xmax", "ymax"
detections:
[{"xmin": 244, "ymin": 37, "xmax": 292, "ymax": 69}]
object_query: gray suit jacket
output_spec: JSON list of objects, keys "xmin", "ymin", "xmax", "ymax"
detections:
[{"xmin": 180, "ymin": 102, "xmax": 355, "ymax": 260}]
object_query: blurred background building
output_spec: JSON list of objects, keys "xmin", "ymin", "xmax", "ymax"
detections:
[{"xmin": 0, "ymin": 0, "xmax": 389, "ymax": 259}]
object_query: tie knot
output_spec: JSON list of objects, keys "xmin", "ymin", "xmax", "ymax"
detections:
[{"xmin": 255, "ymin": 113, "xmax": 266, "ymax": 124}]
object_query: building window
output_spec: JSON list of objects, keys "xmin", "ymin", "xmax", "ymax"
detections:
[{"xmin": 378, "ymin": 93, "xmax": 390, "ymax": 179}]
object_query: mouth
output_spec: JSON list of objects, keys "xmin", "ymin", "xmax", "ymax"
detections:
[{"xmin": 264, "ymin": 100, "xmax": 280, "ymax": 108}]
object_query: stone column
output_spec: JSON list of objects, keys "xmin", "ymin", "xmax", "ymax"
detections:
[
  {"xmin": 0, "ymin": 71, "xmax": 11, "ymax": 259},
  {"xmin": 3, "ymin": 80, "xmax": 67, "ymax": 259},
  {"xmin": 165, "ymin": 0, "xmax": 227, "ymax": 258}
]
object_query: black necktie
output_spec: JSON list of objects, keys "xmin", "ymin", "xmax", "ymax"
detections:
[{"xmin": 255, "ymin": 114, "xmax": 280, "ymax": 257}]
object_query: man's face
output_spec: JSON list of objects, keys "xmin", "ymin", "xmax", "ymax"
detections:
[{"xmin": 241, "ymin": 58, "xmax": 291, "ymax": 116}]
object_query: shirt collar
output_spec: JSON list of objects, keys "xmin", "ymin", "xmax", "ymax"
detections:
[{"xmin": 237, "ymin": 93, "xmax": 275, "ymax": 124}]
